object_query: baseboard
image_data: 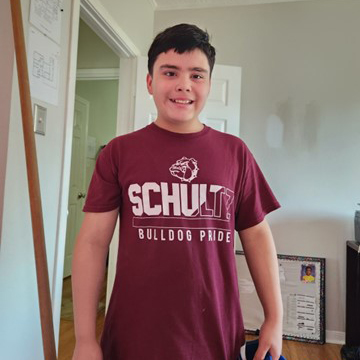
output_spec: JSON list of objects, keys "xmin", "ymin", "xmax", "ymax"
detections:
[{"xmin": 326, "ymin": 330, "xmax": 345, "ymax": 344}]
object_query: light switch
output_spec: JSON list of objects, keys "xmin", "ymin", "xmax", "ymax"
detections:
[{"xmin": 34, "ymin": 104, "xmax": 47, "ymax": 135}]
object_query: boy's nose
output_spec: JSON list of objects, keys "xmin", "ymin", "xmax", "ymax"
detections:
[{"xmin": 175, "ymin": 77, "xmax": 191, "ymax": 92}]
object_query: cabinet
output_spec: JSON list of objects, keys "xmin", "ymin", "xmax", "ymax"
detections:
[{"xmin": 345, "ymin": 241, "xmax": 360, "ymax": 346}]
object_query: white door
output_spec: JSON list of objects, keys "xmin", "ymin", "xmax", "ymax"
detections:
[
  {"xmin": 133, "ymin": 56, "xmax": 241, "ymax": 136},
  {"xmin": 63, "ymin": 95, "xmax": 89, "ymax": 277},
  {"xmin": 107, "ymin": 57, "xmax": 242, "ymax": 302}
]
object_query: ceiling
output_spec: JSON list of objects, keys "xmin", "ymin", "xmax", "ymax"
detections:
[{"xmin": 152, "ymin": 0, "xmax": 315, "ymax": 11}]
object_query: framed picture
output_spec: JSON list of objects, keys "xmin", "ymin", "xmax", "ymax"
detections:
[{"xmin": 235, "ymin": 251, "xmax": 326, "ymax": 344}]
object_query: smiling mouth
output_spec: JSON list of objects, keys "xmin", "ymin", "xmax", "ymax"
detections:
[{"xmin": 170, "ymin": 99, "xmax": 194, "ymax": 104}]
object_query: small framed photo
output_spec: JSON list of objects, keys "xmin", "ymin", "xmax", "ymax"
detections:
[{"xmin": 301, "ymin": 264, "xmax": 316, "ymax": 283}]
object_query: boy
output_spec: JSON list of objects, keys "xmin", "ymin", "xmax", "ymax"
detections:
[
  {"xmin": 302, "ymin": 266, "xmax": 315, "ymax": 283},
  {"xmin": 72, "ymin": 24, "xmax": 283, "ymax": 360}
]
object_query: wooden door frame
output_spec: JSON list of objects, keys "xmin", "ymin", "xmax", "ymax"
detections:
[{"xmin": 53, "ymin": 0, "xmax": 140, "ymax": 349}]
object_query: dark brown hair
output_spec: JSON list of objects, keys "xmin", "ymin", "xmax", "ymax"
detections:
[{"xmin": 147, "ymin": 23, "xmax": 216, "ymax": 76}]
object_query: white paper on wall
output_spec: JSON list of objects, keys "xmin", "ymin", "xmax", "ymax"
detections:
[
  {"xmin": 29, "ymin": 0, "xmax": 63, "ymax": 44},
  {"xmin": 27, "ymin": 26, "xmax": 60, "ymax": 106}
]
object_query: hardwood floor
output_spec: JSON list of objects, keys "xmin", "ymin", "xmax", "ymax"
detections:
[{"xmin": 59, "ymin": 277, "xmax": 343, "ymax": 360}]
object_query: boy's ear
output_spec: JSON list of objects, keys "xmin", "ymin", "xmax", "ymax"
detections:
[{"xmin": 146, "ymin": 73, "xmax": 153, "ymax": 95}]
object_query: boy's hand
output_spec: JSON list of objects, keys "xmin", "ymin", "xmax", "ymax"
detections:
[
  {"xmin": 72, "ymin": 339, "xmax": 103, "ymax": 360},
  {"xmin": 253, "ymin": 318, "xmax": 282, "ymax": 360}
]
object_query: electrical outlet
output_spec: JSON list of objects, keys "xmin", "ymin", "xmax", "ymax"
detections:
[{"xmin": 34, "ymin": 104, "xmax": 47, "ymax": 135}]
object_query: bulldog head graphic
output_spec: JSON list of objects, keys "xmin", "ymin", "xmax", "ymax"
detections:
[{"xmin": 169, "ymin": 157, "xmax": 199, "ymax": 183}]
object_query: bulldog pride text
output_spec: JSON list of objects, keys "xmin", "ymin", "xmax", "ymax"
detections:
[{"xmin": 128, "ymin": 182, "xmax": 234, "ymax": 243}]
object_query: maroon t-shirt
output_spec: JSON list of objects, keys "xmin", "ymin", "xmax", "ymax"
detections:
[{"xmin": 83, "ymin": 122, "xmax": 280, "ymax": 360}]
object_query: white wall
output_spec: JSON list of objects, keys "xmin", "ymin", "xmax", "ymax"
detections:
[
  {"xmin": 0, "ymin": 0, "xmax": 73, "ymax": 357},
  {"xmin": 0, "ymin": 0, "xmax": 14, "ymax": 241},
  {"xmin": 0, "ymin": 1, "xmax": 154, "ymax": 359},
  {"xmin": 155, "ymin": 0, "xmax": 360, "ymax": 340}
]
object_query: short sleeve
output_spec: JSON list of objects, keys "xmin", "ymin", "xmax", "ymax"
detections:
[
  {"xmin": 83, "ymin": 140, "xmax": 121, "ymax": 212},
  {"xmin": 235, "ymin": 146, "xmax": 280, "ymax": 231}
]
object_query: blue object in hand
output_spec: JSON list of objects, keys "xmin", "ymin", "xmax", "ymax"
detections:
[{"xmin": 238, "ymin": 339, "xmax": 286, "ymax": 360}]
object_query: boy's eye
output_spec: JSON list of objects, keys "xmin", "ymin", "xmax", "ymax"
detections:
[
  {"xmin": 192, "ymin": 74, "xmax": 204, "ymax": 79},
  {"xmin": 164, "ymin": 71, "xmax": 176, "ymax": 77}
]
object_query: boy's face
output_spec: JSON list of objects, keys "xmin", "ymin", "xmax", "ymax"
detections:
[
  {"xmin": 146, "ymin": 48, "xmax": 211, "ymax": 128},
  {"xmin": 306, "ymin": 268, "xmax": 312, "ymax": 275}
]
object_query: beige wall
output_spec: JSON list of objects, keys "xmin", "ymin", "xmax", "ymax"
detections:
[
  {"xmin": 0, "ymin": 1, "xmax": 154, "ymax": 358},
  {"xmin": 77, "ymin": 19, "xmax": 120, "ymax": 69},
  {"xmin": 155, "ymin": 0, "xmax": 360, "ymax": 338},
  {"xmin": 0, "ymin": 0, "xmax": 14, "ymax": 240},
  {"xmin": 76, "ymin": 80, "xmax": 119, "ymax": 187},
  {"xmin": 99, "ymin": 0, "xmax": 155, "ymax": 54}
]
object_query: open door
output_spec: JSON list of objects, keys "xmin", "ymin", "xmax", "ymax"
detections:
[{"xmin": 63, "ymin": 95, "xmax": 89, "ymax": 277}]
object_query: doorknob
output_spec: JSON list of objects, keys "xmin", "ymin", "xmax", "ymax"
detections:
[{"xmin": 77, "ymin": 192, "xmax": 86, "ymax": 199}]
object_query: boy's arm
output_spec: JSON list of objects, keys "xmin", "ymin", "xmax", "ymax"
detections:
[
  {"xmin": 72, "ymin": 210, "xmax": 118, "ymax": 360},
  {"xmin": 239, "ymin": 219, "xmax": 283, "ymax": 360}
]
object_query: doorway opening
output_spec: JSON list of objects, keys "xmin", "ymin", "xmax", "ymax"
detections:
[{"xmin": 58, "ymin": 18, "xmax": 120, "ymax": 358}]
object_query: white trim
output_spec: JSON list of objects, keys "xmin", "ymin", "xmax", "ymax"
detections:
[
  {"xmin": 155, "ymin": 0, "xmax": 312, "ymax": 11},
  {"xmin": 53, "ymin": 0, "xmax": 138, "ymax": 351},
  {"xmin": 80, "ymin": 0, "xmax": 140, "ymax": 57},
  {"xmin": 76, "ymin": 68, "xmax": 120, "ymax": 80},
  {"xmin": 147, "ymin": 0, "xmax": 158, "ymax": 10},
  {"xmin": 116, "ymin": 58, "xmax": 137, "ymax": 137},
  {"xmin": 326, "ymin": 330, "xmax": 345, "ymax": 345},
  {"xmin": 52, "ymin": 0, "xmax": 81, "ymax": 350},
  {"xmin": 106, "ymin": 57, "xmax": 138, "ymax": 309}
]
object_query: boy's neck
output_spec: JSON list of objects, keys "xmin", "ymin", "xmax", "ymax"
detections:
[{"xmin": 154, "ymin": 118, "xmax": 204, "ymax": 134}]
